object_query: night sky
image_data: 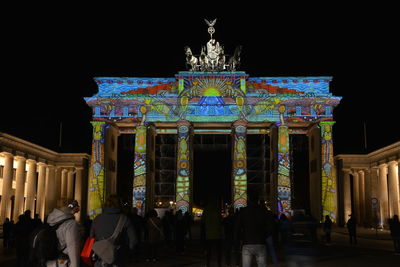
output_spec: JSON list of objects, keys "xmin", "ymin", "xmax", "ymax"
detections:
[{"xmin": 2, "ymin": 4, "xmax": 398, "ymax": 156}]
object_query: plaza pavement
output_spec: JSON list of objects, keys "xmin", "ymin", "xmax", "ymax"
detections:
[{"xmin": 1, "ymin": 224, "xmax": 399, "ymax": 266}]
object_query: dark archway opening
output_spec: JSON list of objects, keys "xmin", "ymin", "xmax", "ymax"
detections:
[
  {"xmin": 117, "ymin": 134, "xmax": 135, "ymax": 206},
  {"xmin": 193, "ymin": 134, "xmax": 232, "ymax": 207},
  {"xmin": 291, "ymin": 134, "xmax": 311, "ymax": 213}
]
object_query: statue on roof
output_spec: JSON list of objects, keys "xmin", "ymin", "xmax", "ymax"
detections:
[{"xmin": 184, "ymin": 19, "xmax": 241, "ymax": 72}]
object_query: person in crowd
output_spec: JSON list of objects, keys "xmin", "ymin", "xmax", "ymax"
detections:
[
  {"xmin": 33, "ymin": 213, "xmax": 43, "ymax": 229},
  {"xmin": 346, "ymin": 214, "xmax": 357, "ymax": 245},
  {"xmin": 128, "ymin": 207, "xmax": 144, "ymax": 261},
  {"xmin": 46, "ymin": 199, "xmax": 81, "ymax": 267},
  {"xmin": 265, "ymin": 209, "xmax": 279, "ymax": 266},
  {"xmin": 90, "ymin": 195, "xmax": 136, "ymax": 267},
  {"xmin": 202, "ymin": 196, "xmax": 223, "ymax": 267},
  {"xmin": 15, "ymin": 210, "xmax": 35, "ymax": 267},
  {"xmin": 235, "ymin": 192, "xmax": 271, "ymax": 267},
  {"xmin": 323, "ymin": 215, "xmax": 333, "ymax": 245},
  {"xmin": 162, "ymin": 209, "xmax": 174, "ymax": 245},
  {"xmin": 184, "ymin": 211, "xmax": 194, "ymax": 240},
  {"xmin": 145, "ymin": 209, "xmax": 163, "ymax": 261},
  {"xmin": 389, "ymin": 214, "xmax": 400, "ymax": 254},
  {"xmin": 278, "ymin": 213, "xmax": 291, "ymax": 246},
  {"xmin": 175, "ymin": 209, "xmax": 188, "ymax": 255},
  {"xmin": 2, "ymin": 218, "xmax": 12, "ymax": 251},
  {"xmin": 223, "ymin": 206, "xmax": 239, "ymax": 267}
]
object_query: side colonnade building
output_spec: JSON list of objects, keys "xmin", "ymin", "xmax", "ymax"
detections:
[
  {"xmin": 335, "ymin": 141, "xmax": 400, "ymax": 228},
  {"xmin": 0, "ymin": 132, "xmax": 89, "ymax": 222}
]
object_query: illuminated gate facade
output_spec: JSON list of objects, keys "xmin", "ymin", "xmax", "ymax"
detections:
[
  {"xmin": 84, "ymin": 72, "xmax": 341, "ymax": 219},
  {"xmin": 84, "ymin": 20, "xmax": 341, "ymax": 220}
]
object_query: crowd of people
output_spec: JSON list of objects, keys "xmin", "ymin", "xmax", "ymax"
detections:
[{"xmin": 1, "ymin": 193, "xmax": 400, "ymax": 267}]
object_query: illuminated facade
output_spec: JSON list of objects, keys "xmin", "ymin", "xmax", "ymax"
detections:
[
  {"xmin": 84, "ymin": 20, "xmax": 341, "ymax": 219},
  {"xmin": 0, "ymin": 132, "xmax": 89, "ymax": 222},
  {"xmin": 335, "ymin": 142, "xmax": 400, "ymax": 227},
  {"xmin": 84, "ymin": 72, "xmax": 342, "ymax": 220}
]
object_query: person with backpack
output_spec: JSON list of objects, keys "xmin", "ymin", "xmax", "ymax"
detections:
[
  {"xmin": 34, "ymin": 199, "xmax": 81, "ymax": 267},
  {"xmin": 90, "ymin": 194, "xmax": 136, "ymax": 267}
]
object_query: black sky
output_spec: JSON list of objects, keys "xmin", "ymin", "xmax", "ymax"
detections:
[{"xmin": 2, "ymin": 4, "xmax": 398, "ymax": 156}]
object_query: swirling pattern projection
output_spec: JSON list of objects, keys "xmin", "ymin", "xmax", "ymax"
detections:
[
  {"xmin": 133, "ymin": 125, "xmax": 147, "ymax": 216},
  {"xmin": 277, "ymin": 125, "xmax": 291, "ymax": 215},
  {"xmin": 233, "ymin": 124, "xmax": 247, "ymax": 210},
  {"xmin": 320, "ymin": 121, "xmax": 337, "ymax": 221},
  {"xmin": 176, "ymin": 124, "xmax": 191, "ymax": 213},
  {"xmin": 88, "ymin": 121, "xmax": 106, "ymax": 219}
]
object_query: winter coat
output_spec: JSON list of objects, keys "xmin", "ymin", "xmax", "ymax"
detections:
[
  {"xmin": 46, "ymin": 208, "xmax": 81, "ymax": 267},
  {"xmin": 90, "ymin": 207, "xmax": 136, "ymax": 248},
  {"xmin": 234, "ymin": 204, "xmax": 270, "ymax": 245},
  {"xmin": 146, "ymin": 216, "xmax": 163, "ymax": 243}
]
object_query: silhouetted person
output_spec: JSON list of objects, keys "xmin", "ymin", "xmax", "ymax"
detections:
[
  {"xmin": 279, "ymin": 213, "xmax": 291, "ymax": 246},
  {"xmin": 145, "ymin": 209, "xmax": 163, "ymax": 261},
  {"xmin": 202, "ymin": 197, "xmax": 223, "ymax": 267},
  {"xmin": 323, "ymin": 215, "xmax": 333, "ymax": 245},
  {"xmin": 346, "ymin": 214, "xmax": 357, "ymax": 245},
  {"xmin": 15, "ymin": 210, "xmax": 35, "ymax": 267},
  {"xmin": 2, "ymin": 218, "xmax": 12, "ymax": 250},
  {"xmin": 235, "ymin": 192, "xmax": 270, "ymax": 267},
  {"xmin": 32, "ymin": 213, "xmax": 43, "ymax": 229},
  {"xmin": 223, "ymin": 206, "xmax": 239, "ymax": 267},
  {"xmin": 389, "ymin": 215, "xmax": 400, "ymax": 254},
  {"xmin": 128, "ymin": 207, "xmax": 144, "ymax": 261},
  {"xmin": 175, "ymin": 209, "xmax": 188, "ymax": 255},
  {"xmin": 162, "ymin": 209, "xmax": 174, "ymax": 245},
  {"xmin": 184, "ymin": 211, "xmax": 194, "ymax": 240},
  {"xmin": 90, "ymin": 195, "xmax": 136, "ymax": 267}
]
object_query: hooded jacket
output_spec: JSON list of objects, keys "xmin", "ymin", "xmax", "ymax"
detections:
[{"xmin": 46, "ymin": 208, "xmax": 81, "ymax": 267}]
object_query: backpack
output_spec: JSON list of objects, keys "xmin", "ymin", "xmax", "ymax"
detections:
[{"xmin": 29, "ymin": 218, "xmax": 73, "ymax": 267}]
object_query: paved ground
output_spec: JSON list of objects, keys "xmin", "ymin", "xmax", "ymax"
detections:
[{"xmin": 1, "ymin": 225, "xmax": 399, "ymax": 266}]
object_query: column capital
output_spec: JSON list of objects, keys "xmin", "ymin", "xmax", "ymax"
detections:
[
  {"xmin": 342, "ymin": 168, "xmax": 352, "ymax": 174},
  {"xmin": 75, "ymin": 166, "xmax": 85, "ymax": 171},
  {"xmin": 26, "ymin": 159, "xmax": 37, "ymax": 165},
  {"xmin": 232, "ymin": 119, "xmax": 248, "ymax": 127},
  {"xmin": 176, "ymin": 120, "xmax": 191, "ymax": 127},
  {"xmin": 379, "ymin": 163, "xmax": 388, "ymax": 169},
  {"xmin": 0, "ymin": 151, "xmax": 14, "ymax": 158},
  {"xmin": 14, "ymin": 155, "xmax": 26, "ymax": 162},
  {"xmin": 46, "ymin": 165, "xmax": 56, "ymax": 170},
  {"xmin": 37, "ymin": 161, "xmax": 47, "ymax": 166},
  {"xmin": 90, "ymin": 121, "xmax": 106, "ymax": 126},
  {"xmin": 388, "ymin": 160, "xmax": 398, "ymax": 167}
]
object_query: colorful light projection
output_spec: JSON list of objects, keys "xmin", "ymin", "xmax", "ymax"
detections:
[
  {"xmin": 133, "ymin": 123, "xmax": 147, "ymax": 216},
  {"xmin": 277, "ymin": 124, "xmax": 291, "ymax": 215},
  {"xmin": 320, "ymin": 121, "xmax": 337, "ymax": 221},
  {"xmin": 88, "ymin": 121, "xmax": 106, "ymax": 219},
  {"xmin": 176, "ymin": 121, "xmax": 191, "ymax": 213},
  {"xmin": 232, "ymin": 121, "xmax": 247, "ymax": 210}
]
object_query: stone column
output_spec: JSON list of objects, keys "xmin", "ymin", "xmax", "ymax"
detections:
[
  {"xmin": 176, "ymin": 121, "xmax": 192, "ymax": 213},
  {"xmin": 358, "ymin": 170, "xmax": 366, "ymax": 225},
  {"xmin": 44, "ymin": 165, "xmax": 57, "ymax": 216},
  {"xmin": 343, "ymin": 169, "xmax": 352, "ymax": 223},
  {"xmin": 25, "ymin": 159, "xmax": 37, "ymax": 214},
  {"xmin": 133, "ymin": 123, "xmax": 147, "ymax": 216},
  {"xmin": 67, "ymin": 169, "xmax": 75, "ymax": 200},
  {"xmin": 378, "ymin": 164, "xmax": 389, "ymax": 226},
  {"xmin": 0, "ymin": 152, "xmax": 14, "ymax": 222},
  {"xmin": 370, "ymin": 167, "xmax": 380, "ymax": 227},
  {"xmin": 36, "ymin": 162, "xmax": 47, "ymax": 221},
  {"xmin": 61, "ymin": 169, "xmax": 68, "ymax": 201},
  {"xmin": 13, "ymin": 156, "xmax": 26, "ymax": 220},
  {"xmin": 388, "ymin": 161, "xmax": 400, "ymax": 218},
  {"xmin": 88, "ymin": 121, "xmax": 107, "ymax": 218},
  {"xmin": 319, "ymin": 121, "xmax": 337, "ymax": 221},
  {"xmin": 364, "ymin": 169, "xmax": 372, "ymax": 227},
  {"xmin": 232, "ymin": 120, "xmax": 248, "ymax": 210},
  {"xmin": 74, "ymin": 167, "xmax": 83, "ymax": 222},
  {"xmin": 54, "ymin": 167, "xmax": 62, "ymax": 206},
  {"xmin": 352, "ymin": 170, "xmax": 360, "ymax": 224},
  {"xmin": 277, "ymin": 124, "xmax": 291, "ymax": 215}
]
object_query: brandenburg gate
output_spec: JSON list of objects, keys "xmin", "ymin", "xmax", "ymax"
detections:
[{"xmin": 84, "ymin": 20, "xmax": 341, "ymax": 221}]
